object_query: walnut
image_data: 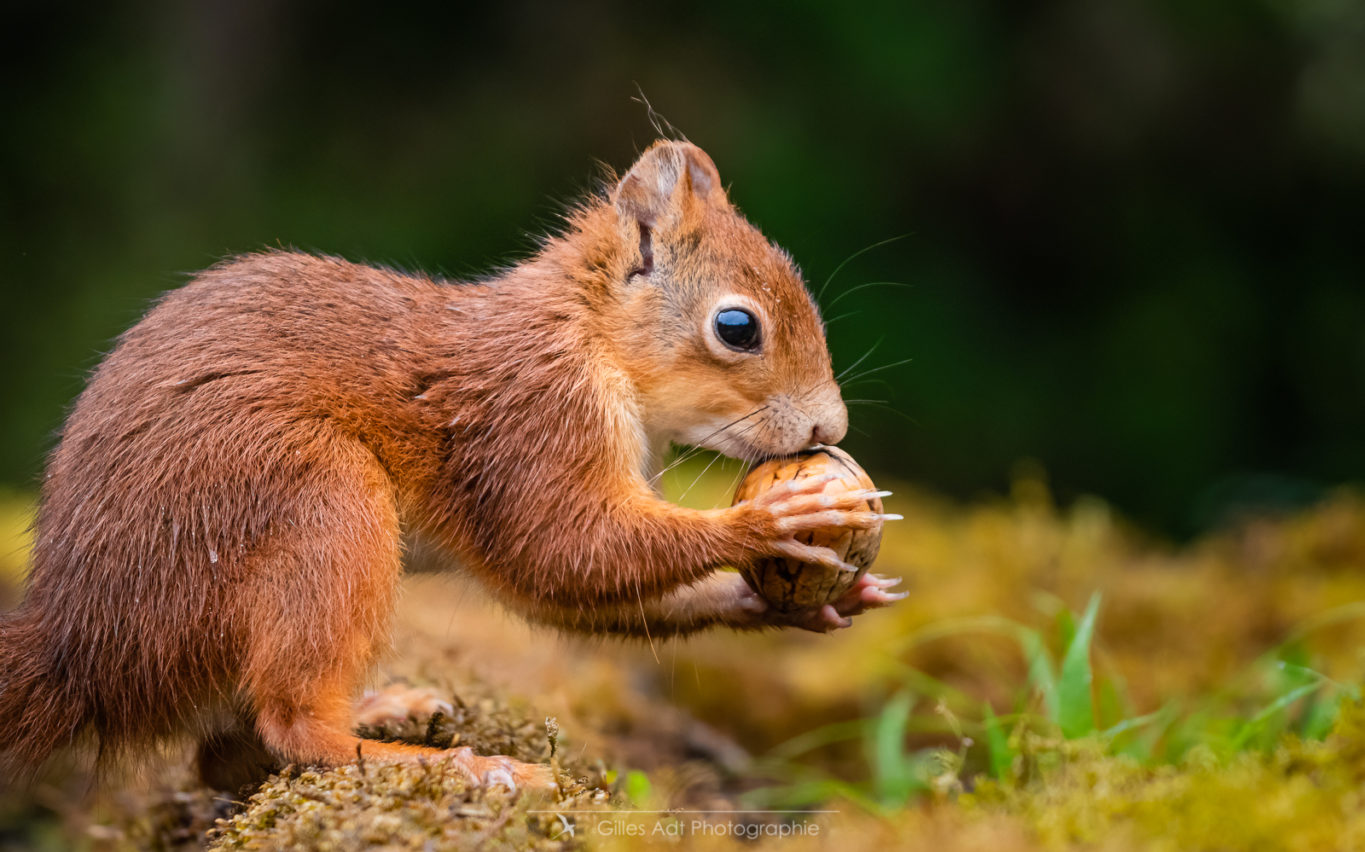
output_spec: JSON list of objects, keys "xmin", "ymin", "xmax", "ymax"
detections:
[{"xmin": 732, "ymin": 446, "xmax": 884, "ymax": 611}]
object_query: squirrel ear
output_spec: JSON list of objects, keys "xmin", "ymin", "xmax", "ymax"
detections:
[{"xmin": 613, "ymin": 141, "xmax": 726, "ymax": 231}]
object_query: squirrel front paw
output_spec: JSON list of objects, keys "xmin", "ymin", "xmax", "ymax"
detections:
[
  {"xmin": 731, "ymin": 472, "xmax": 898, "ymax": 573},
  {"xmin": 718, "ymin": 570, "xmax": 906, "ymax": 634},
  {"xmin": 776, "ymin": 572, "xmax": 907, "ymax": 633}
]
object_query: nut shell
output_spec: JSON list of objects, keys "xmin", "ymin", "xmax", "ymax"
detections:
[{"xmin": 732, "ymin": 445, "xmax": 884, "ymax": 611}]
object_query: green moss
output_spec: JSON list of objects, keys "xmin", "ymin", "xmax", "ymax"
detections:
[
  {"xmin": 960, "ymin": 702, "xmax": 1365, "ymax": 850},
  {"xmin": 207, "ymin": 761, "xmax": 596, "ymax": 851}
]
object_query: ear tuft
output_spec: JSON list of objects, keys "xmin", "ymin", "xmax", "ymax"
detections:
[
  {"xmin": 680, "ymin": 144, "xmax": 723, "ymax": 204},
  {"xmin": 613, "ymin": 141, "xmax": 726, "ymax": 230}
]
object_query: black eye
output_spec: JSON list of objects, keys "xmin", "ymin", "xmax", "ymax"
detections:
[{"xmin": 714, "ymin": 308, "xmax": 761, "ymax": 352}]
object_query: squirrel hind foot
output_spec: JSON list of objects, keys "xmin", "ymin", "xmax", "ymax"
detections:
[
  {"xmin": 354, "ymin": 683, "xmax": 454, "ymax": 728},
  {"xmin": 442, "ymin": 746, "xmax": 558, "ymax": 793}
]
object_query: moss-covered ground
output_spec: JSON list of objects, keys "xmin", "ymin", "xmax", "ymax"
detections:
[{"xmin": 1, "ymin": 463, "xmax": 1363, "ymax": 850}]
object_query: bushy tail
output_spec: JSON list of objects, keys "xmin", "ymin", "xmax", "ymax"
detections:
[{"xmin": 0, "ymin": 607, "xmax": 87, "ymax": 776}]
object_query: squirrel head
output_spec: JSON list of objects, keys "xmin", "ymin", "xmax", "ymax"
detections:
[{"xmin": 600, "ymin": 140, "xmax": 846, "ymax": 461}]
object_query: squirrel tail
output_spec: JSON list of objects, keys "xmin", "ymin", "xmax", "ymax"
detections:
[{"xmin": 0, "ymin": 607, "xmax": 87, "ymax": 775}]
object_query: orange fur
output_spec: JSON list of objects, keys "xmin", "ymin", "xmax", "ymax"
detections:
[{"xmin": 0, "ymin": 141, "xmax": 868, "ymax": 789}]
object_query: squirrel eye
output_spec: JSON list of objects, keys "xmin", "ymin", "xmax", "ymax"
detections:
[{"xmin": 714, "ymin": 308, "xmax": 761, "ymax": 352}]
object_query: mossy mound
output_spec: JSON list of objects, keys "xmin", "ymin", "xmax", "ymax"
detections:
[
  {"xmin": 207, "ymin": 761, "xmax": 602, "ymax": 851},
  {"xmin": 208, "ymin": 685, "xmax": 608, "ymax": 850}
]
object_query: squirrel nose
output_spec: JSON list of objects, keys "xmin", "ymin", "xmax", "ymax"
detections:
[
  {"xmin": 804, "ymin": 389, "xmax": 848, "ymax": 447},
  {"xmin": 811, "ymin": 419, "xmax": 846, "ymax": 447}
]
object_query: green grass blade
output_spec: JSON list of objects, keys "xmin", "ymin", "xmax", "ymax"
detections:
[
  {"xmin": 1231, "ymin": 681, "xmax": 1323, "ymax": 750},
  {"xmin": 870, "ymin": 690, "xmax": 921, "ymax": 805},
  {"xmin": 983, "ymin": 703, "xmax": 1013, "ymax": 780},
  {"xmin": 1099, "ymin": 708, "xmax": 1165, "ymax": 740},
  {"xmin": 1019, "ymin": 628, "xmax": 1059, "ymax": 721},
  {"xmin": 1055, "ymin": 607, "xmax": 1077, "ymax": 654},
  {"xmin": 1300, "ymin": 690, "xmax": 1340, "ymax": 741},
  {"xmin": 762, "ymin": 719, "xmax": 868, "ymax": 762},
  {"xmin": 1058, "ymin": 593, "xmax": 1101, "ymax": 739}
]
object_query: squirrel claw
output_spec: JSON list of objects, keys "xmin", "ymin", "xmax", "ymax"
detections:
[
  {"xmin": 825, "ymin": 572, "xmax": 908, "ymax": 617},
  {"xmin": 770, "ymin": 539, "xmax": 858, "ymax": 574},
  {"xmin": 778, "ymin": 603, "xmax": 853, "ymax": 633},
  {"xmin": 860, "ymin": 586, "xmax": 908, "ymax": 605},
  {"xmin": 821, "ymin": 604, "xmax": 853, "ymax": 630}
]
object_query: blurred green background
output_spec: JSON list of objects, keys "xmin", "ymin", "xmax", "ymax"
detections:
[{"xmin": 2, "ymin": 0, "xmax": 1362, "ymax": 535}]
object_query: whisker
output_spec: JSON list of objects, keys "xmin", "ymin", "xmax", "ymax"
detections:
[
  {"xmin": 826, "ymin": 280, "xmax": 914, "ymax": 311},
  {"xmin": 851, "ymin": 399, "xmax": 921, "ymax": 427},
  {"xmin": 844, "ymin": 378, "xmax": 896, "ymax": 395},
  {"xmin": 650, "ymin": 405, "xmax": 769, "ymax": 486},
  {"xmin": 678, "ymin": 420, "xmax": 764, "ymax": 501},
  {"xmin": 655, "ymin": 445, "xmax": 705, "ymax": 484},
  {"xmin": 815, "ymin": 233, "xmax": 914, "ymax": 306},
  {"xmin": 721, "ymin": 459, "xmax": 750, "ymax": 507},
  {"xmin": 835, "ymin": 338, "xmax": 884, "ymax": 383},
  {"xmin": 655, "ymin": 424, "xmax": 740, "ymax": 480},
  {"xmin": 840, "ymin": 357, "xmax": 914, "ymax": 386},
  {"xmin": 678, "ymin": 451, "xmax": 727, "ymax": 502}
]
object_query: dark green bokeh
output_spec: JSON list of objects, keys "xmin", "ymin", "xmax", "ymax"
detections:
[{"xmin": 3, "ymin": 0, "xmax": 1362, "ymax": 535}]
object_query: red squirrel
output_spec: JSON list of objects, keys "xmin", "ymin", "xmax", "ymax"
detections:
[{"xmin": 0, "ymin": 141, "xmax": 903, "ymax": 792}]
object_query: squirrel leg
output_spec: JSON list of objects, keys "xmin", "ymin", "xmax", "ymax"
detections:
[
  {"xmin": 535, "ymin": 570, "xmax": 905, "ymax": 638},
  {"xmin": 232, "ymin": 449, "xmax": 553, "ymax": 791},
  {"xmin": 248, "ymin": 675, "xmax": 555, "ymax": 791},
  {"xmin": 525, "ymin": 571, "xmax": 763, "ymax": 638},
  {"xmin": 485, "ymin": 474, "xmax": 890, "ymax": 615},
  {"xmin": 240, "ymin": 557, "xmax": 555, "ymax": 790}
]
